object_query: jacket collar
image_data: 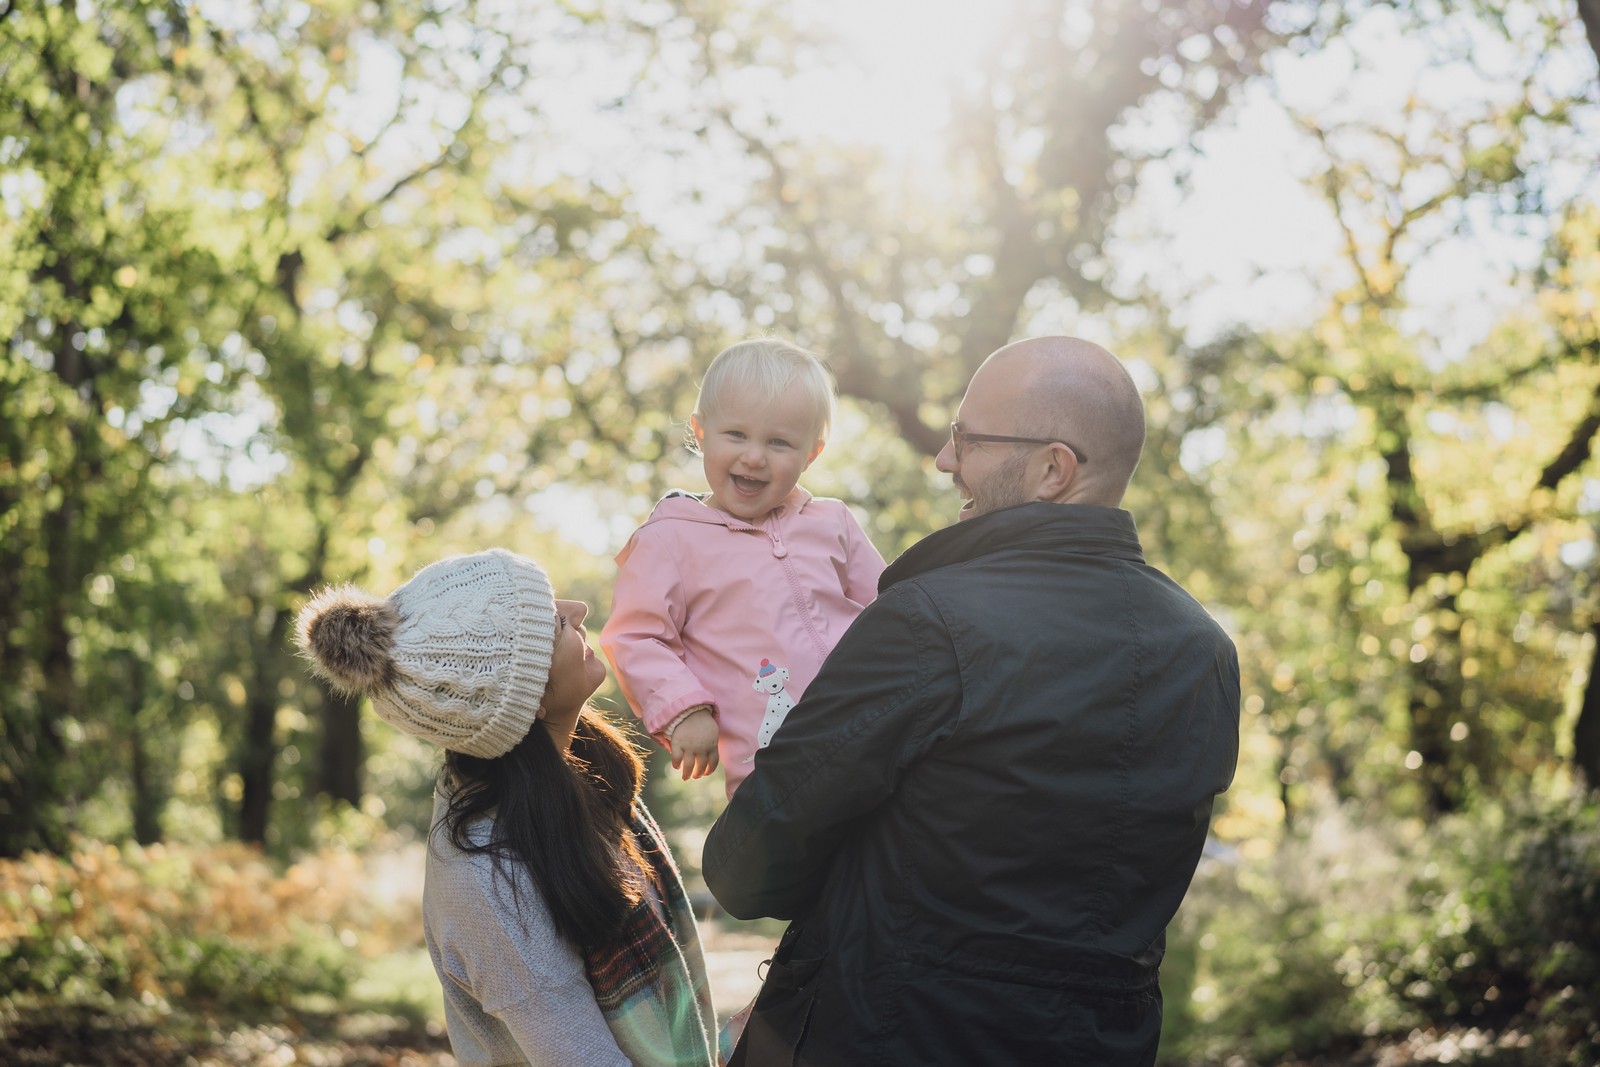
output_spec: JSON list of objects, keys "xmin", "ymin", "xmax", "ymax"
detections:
[
  {"xmin": 644, "ymin": 485, "xmax": 814, "ymax": 529},
  {"xmin": 880, "ymin": 503, "xmax": 1144, "ymax": 592}
]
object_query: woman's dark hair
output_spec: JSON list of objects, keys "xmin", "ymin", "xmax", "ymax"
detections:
[{"xmin": 437, "ymin": 708, "xmax": 647, "ymax": 948}]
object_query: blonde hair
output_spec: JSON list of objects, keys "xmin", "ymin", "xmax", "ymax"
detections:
[{"xmin": 692, "ymin": 339, "xmax": 836, "ymax": 446}]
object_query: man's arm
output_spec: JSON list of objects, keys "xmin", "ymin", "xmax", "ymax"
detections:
[{"xmin": 702, "ymin": 583, "xmax": 961, "ymax": 919}]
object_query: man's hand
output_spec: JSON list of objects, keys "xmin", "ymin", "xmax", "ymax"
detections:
[{"xmin": 669, "ymin": 706, "xmax": 720, "ymax": 781}]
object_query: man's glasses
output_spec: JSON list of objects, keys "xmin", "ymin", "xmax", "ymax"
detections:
[{"xmin": 949, "ymin": 423, "xmax": 1087, "ymax": 464}]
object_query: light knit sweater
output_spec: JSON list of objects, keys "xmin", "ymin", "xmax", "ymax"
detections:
[{"xmin": 422, "ymin": 793, "xmax": 718, "ymax": 1066}]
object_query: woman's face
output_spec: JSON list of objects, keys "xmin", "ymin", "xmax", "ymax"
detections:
[{"xmin": 539, "ymin": 599, "xmax": 608, "ymax": 731}]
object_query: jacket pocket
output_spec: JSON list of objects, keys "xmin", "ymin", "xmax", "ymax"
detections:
[{"xmin": 728, "ymin": 944, "xmax": 825, "ymax": 1067}]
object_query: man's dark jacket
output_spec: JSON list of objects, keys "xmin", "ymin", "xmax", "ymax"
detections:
[{"xmin": 703, "ymin": 503, "xmax": 1241, "ymax": 1067}]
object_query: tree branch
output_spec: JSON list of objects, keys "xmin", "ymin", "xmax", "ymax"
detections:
[
  {"xmin": 323, "ymin": 152, "xmax": 454, "ymax": 246},
  {"xmin": 1409, "ymin": 364, "xmax": 1600, "ymax": 583},
  {"xmin": 724, "ymin": 117, "xmax": 946, "ymax": 454},
  {"xmin": 1536, "ymin": 377, "xmax": 1600, "ymax": 492}
]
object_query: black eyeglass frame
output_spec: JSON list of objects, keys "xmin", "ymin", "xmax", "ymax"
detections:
[{"xmin": 949, "ymin": 422, "xmax": 1087, "ymax": 464}]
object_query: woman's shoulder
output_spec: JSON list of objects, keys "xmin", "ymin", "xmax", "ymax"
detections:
[
  {"xmin": 426, "ymin": 810, "xmax": 490, "ymax": 879},
  {"xmin": 424, "ymin": 815, "xmax": 563, "ymax": 949},
  {"xmin": 426, "ymin": 792, "xmax": 504, "ymax": 889}
]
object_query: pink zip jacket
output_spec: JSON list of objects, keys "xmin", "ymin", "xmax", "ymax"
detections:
[{"xmin": 601, "ymin": 487, "xmax": 885, "ymax": 796}]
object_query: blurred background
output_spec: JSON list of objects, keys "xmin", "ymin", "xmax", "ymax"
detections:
[{"xmin": 2, "ymin": 0, "xmax": 1598, "ymax": 1063}]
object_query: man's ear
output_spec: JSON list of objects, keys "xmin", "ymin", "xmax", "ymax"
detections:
[{"xmin": 1034, "ymin": 442, "xmax": 1080, "ymax": 501}]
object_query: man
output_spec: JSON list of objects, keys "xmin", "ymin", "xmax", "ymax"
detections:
[{"xmin": 703, "ymin": 336, "xmax": 1241, "ymax": 1066}]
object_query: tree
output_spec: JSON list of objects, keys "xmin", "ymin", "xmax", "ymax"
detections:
[
  {"xmin": 650, "ymin": 0, "xmax": 1284, "ymax": 455},
  {"xmin": 0, "ymin": 0, "xmax": 693, "ymax": 849},
  {"xmin": 0, "ymin": 1, "xmax": 249, "ymax": 854},
  {"xmin": 1205, "ymin": 0, "xmax": 1600, "ymax": 816},
  {"xmin": 170, "ymin": 0, "xmax": 680, "ymax": 846}
]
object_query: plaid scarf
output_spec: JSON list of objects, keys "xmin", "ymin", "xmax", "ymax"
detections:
[{"xmin": 583, "ymin": 805, "xmax": 718, "ymax": 1067}]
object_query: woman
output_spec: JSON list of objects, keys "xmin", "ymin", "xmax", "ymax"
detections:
[{"xmin": 295, "ymin": 548, "xmax": 719, "ymax": 1067}]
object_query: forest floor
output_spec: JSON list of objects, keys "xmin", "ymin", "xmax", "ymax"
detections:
[
  {"xmin": 0, "ymin": 925, "xmax": 1547, "ymax": 1067},
  {"xmin": 0, "ymin": 1010, "xmax": 1543, "ymax": 1067},
  {"xmin": 0, "ymin": 925, "xmax": 773, "ymax": 1067},
  {"xmin": 0, "ymin": 1009, "xmax": 1546, "ymax": 1066},
  {"xmin": 0, "ymin": 1006, "xmax": 1546, "ymax": 1066}
]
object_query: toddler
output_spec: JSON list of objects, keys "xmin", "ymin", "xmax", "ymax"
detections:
[{"xmin": 600, "ymin": 339, "xmax": 886, "ymax": 798}]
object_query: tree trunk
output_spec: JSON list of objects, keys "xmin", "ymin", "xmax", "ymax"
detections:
[
  {"xmin": 127, "ymin": 664, "xmax": 167, "ymax": 845},
  {"xmin": 1406, "ymin": 589, "xmax": 1466, "ymax": 816},
  {"xmin": 130, "ymin": 731, "xmax": 162, "ymax": 844},
  {"xmin": 1383, "ymin": 401, "xmax": 1466, "ymax": 816},
  {"xmin": 240, "ymin": 605, "xmax": 291, "ymax": 845},
  {"xmin": 23, "ymin": 338, "xmax": 88, "ymax": 854},
  {"xmin": 1408, "ymin": 660, "xmax": 1463, "ymax": 815},
  {"xmin": 0, "ymin": 694, "xmax": 66, "ymax": 856},
  {"xmin": 1278, "ymin": 758, "xmax": 1295, "ymax": 831},
  {"xmin": 1575, "ymin": 620, "xmax": 1600, "ymax": 792},
  {"xmin": 318, "ymin": 686, "xmax": 363, "ymax": 806}
]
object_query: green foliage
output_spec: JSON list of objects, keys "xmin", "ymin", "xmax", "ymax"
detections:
[
  {"xmin": 0, "ymin": 839, "xmax": 422, "ymax": 1013},
  {"xmin": 0, "ymin": 0, "xmax": 694, "ymax": 854},
  {"xmin": 346, "ymin": 947, "xmax": 446, "ymax": 1028},
  {"xmin": 0, "ymin": 0, "xmax": 245, "ymax": 854},
  {"xmin": 0, "ymin": 3, "xmax": 1597, "ymax": 1060},
  {"xmin": 0, "ymin": 0, "xmax": 1583, "ymax": 864},
  {"xmin": 1164, "ymin": 826, "xmax": 1405, "ymax": 1063},
  {"xmin": 1163, "ymin": 788, "xmax": 1600, "ymax": 1065},
  {"xmin": 1377, "ymin": 791, "xmax": 1600, "ymax": 1064},
  {"xmin": 166, "ymin": 933, "xmax": 350, "ymax": 1013}
]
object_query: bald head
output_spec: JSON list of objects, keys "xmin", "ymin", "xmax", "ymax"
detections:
[{"xmin": 978, "ymin": 337, "xmax": 1145, "ymax": 506}]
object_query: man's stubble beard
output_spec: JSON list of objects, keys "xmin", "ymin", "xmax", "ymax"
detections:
[{"xmin": 966, "ymin": 449, "xmax": 1033, "ymax": 519}]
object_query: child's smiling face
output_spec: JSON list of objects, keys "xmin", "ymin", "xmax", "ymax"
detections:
[{"xmin": 693, "ymin": 383, "xmax": 823, "ymax": 522}]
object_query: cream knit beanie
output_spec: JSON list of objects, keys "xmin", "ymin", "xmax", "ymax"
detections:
[{"xmin": 295, "ymin": 549, "xmax": 557, "ymax": 758}]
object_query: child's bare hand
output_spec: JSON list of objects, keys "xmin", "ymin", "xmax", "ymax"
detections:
[{"xmin": 669, "ymin": 707, "xmax": 720, "ymax": 781}]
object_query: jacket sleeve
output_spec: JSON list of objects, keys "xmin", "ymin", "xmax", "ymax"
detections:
[
  {"xmin": 600, "ymin": 527, "xmax": 719, "ymax": 737},
  {"xmin": 839, "ymin": 505, "xmax": 887, "ymax": 605},
  {"xmin": 702, "ymin": 582, "xmax": 960, "ymax": 920}
]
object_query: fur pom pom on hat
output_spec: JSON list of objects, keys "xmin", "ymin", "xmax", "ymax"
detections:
[
  {"xmin": 295, "ymin": 549, "xmax": 556, "ymax": 758},
  {"xmin": 296, "ymin": 587, "xmax": 401, "ymax": 694}
]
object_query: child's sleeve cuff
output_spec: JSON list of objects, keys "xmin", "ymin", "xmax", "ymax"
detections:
[{"xmin": 657, "ymin": 703, "xmax": 716, "ymax": 745}]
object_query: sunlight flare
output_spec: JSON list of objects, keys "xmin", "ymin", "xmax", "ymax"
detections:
[{"xmin": 787, "ymin": 0, "xmax": 1015, "ymax": 152}]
